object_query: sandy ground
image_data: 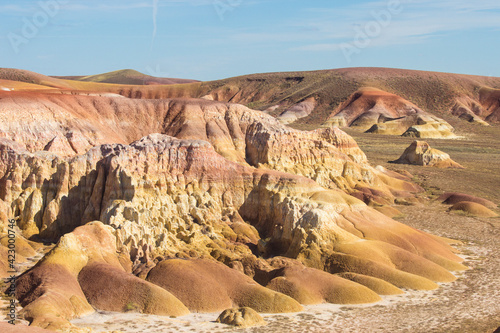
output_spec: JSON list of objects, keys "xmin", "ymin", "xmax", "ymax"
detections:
[{"xmin": 69, "ymin": 202, "xmax": 500, "ymax": 333}]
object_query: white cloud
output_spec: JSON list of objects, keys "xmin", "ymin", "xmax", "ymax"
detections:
[
  {"xmin": 292, "ymin": 0, "xmax": 500, "ymax": 52},
  {"xmin": 0, "ymin": 0, "xmax": 220, "ymax": 14},
  {"xmin": 0, "ymin": 4, "xmax": 29, "ymax": 12}
]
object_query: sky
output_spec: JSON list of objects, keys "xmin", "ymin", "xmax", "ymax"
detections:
[{"xmin": 0, "ymin": 0, "xmax": 499, "ymax": 81}]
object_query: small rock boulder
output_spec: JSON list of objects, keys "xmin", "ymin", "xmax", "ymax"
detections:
[
  {"xmin": 216, "ymin": 307, "xmax": 266, "ymax": 328},
  {"xmin": 392, "ymin": 141, "xmax": 463, "ymax": 168}
]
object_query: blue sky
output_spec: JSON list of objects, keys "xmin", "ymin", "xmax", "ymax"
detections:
[{"xmin": 0, "ymin": 0, "xmax": 499, "ymax": 81}]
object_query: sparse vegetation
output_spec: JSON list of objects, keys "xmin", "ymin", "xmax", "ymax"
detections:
[{"xmin": 124, "ymin": 302, "xmax": 139, "ymax": 312}]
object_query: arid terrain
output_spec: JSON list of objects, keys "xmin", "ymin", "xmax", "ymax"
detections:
[{"xmin": 0, "ymin": 67, "xmax": 498, "ymax": 333}]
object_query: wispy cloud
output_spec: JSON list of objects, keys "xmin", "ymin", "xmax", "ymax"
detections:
[
  {"xmin": 60, "ymin": 2, "xmax": 152, "ymax": 11},
  {"xmin": 0, "ymin": 4, "xmax": 29, "ymax": 12},
  {"xmin": 152, "ymin": 0, "xmax": 159, "ymax": 48},
  {"xmin": 288, "ymin": 0, "xmax": 500, "ymax": 52},
  {"xmin": 0, "ymin": 0, "xmax": 219, "ymax": 14}
]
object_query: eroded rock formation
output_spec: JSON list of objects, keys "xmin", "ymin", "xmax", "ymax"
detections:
[
  {"xmin": 278, "ymin": 97, "xmax": 316, "ymax": 124},
  {"xmin": 0, "ymin": 90, "xmax": 470, "ymax": 331},
  {"xmin": 323, "ymin": 88, "xmax": 456, "ymax": 138},
  {"xmin": 392, "ymin": 141, "xmax": 464, "ymax": 168}
]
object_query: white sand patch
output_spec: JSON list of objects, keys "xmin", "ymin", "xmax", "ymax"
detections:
[{"xmin": 70, "ymin": 289, "xmax": 450, "ymax": 333}]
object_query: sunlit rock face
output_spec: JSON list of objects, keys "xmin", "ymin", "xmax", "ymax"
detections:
[{"xmin": 392, "ymin": 141, "xmax": 464, "ymax": 168}]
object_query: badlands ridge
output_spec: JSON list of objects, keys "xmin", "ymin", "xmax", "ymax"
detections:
[{"xmin": 0, "ymin": 67, "xmax": 498, "ymax": 331}]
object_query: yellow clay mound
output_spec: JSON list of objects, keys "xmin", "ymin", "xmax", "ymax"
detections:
[
  {"xmin": 16, "ymin": 263, "xmax": 94, "ymax": 331},
  {"xmin": 450, "ymin": 201, "xmax": 499, "ymax": 217},
  {"xmin": 266, "ymin": 265, "xmax": 381, "ymax": 305},
  {"xmin": 341, "ymin": 209, "xmax": 465, "ymax": 264},
  {"xmin": 422, "ymin": 251, "xmax": 468, "ymax": 272},
  {"xmin": 402, "ymin": 122, "xmax": 456, "ymax": 139},
  {"xmin": 326, "ymin": 252, "xmax": 439, "ymax": 290},
  {"xmin": 0, "ymin": 233, "xmax": 37, "ymax": 258},
  {"xmin": 146, "ymin": 258, "xmax": 303, "ymax": 313},
  {"xmin": 78, "ymin": 263, "xmax": 189, "ymax": 316},
  {"xmin": 336, "ymin": 272, "xmax": 404, "ymax": 295},
  {"xmin": 334, "ymin": 240, "xmax": 457, "ymax": 283},
  {"xmin": 373, "ymin": 205, "xmax": 403, "ymax": 218},
  {"xmin": 15, "ymin": 222, "xmax": 135, "ymax": 330},
  {"xmin": 439, "ymin": 192, "xmax": 497, "ymax": 209}
]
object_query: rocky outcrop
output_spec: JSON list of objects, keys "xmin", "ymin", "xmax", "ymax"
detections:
[
  {"xmin": 323, "ymin": 88, "xmax": 456, "ymax": 138},
  {"xmin": 1, "ymin": 132, "xmax": 465, "ymax": 279},
  {"xmin": 278, "ymin": 97, "xmax": 316, "ymax": 124},
  {"xmin": 399, "ymin": 117, "xmax": 456, "ymax": 139},
  {"xmin": 216, "ymin": 307, "xmax": 266, "ymax": 328},
  {"xmin": 0, "ymin": 95, "xmax": 422, "ymax": 243},
  {"xmin": 0, "ymin": 131, "xmax": 465, "ymax": 329},
  {"xmin": 451, "ymin": 97, "xmax": 489, "ymax": 125},
  {"xmin": 392, "ymin": 141, "xmax": 464, "ymax": 168},
  {"xmin": 365, "ymin": 114, "xmax": 456, "ymax": 139},
  {"xmin": 0, "ymin": 92, "xmax": 408, "ymax": 193}
]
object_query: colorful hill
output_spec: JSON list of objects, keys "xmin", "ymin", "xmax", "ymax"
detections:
[
  {"xmin": 3, "ymin": 67, "xmax": 500, "ymax": 131},
  {"xmin": 53, "ymin": 69, "xmax": 199, "ymax": 86}
]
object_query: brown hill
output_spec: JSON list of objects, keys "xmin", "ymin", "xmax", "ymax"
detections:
[
  {"xmin": 4, "ymin": 67, "xmax": 500, "ymax": 129},
  {"xmin": 53, "ymin": 69, "xmax": 199, "ymax": 86},
  {"xmin": 146, "ymin": 259, "xmax": 302, "ymax": 313},
  {"xmin": 125, "ymin": 67, "xmax": 500, "ymax": 128},
  {"xmin": 0, "ymin": 68, "xmax": 76, "ymax": 89},
  {"xmin": 438, "ymin": 193, "xmax": 497, "ymax": 209}
]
